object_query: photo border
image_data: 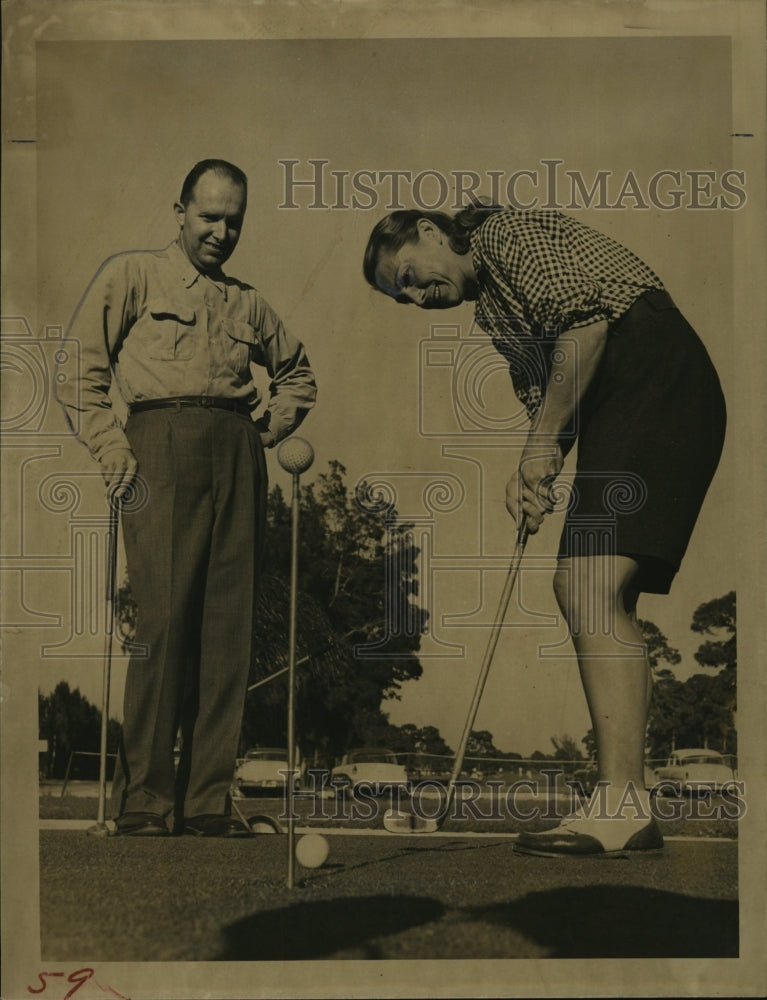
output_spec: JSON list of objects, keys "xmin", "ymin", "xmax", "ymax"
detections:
[{"xmin": 2, "ymin": 2, "xmax": 765, "ymax": 998}]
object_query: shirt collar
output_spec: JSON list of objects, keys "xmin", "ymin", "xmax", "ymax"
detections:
[
  {"xmin": 469, "ymin": 228, "xmax": 487, "ymax": 283},
  {"xmin": 168, "ymin": 239, "xmax": 228, "ymax": 295}
]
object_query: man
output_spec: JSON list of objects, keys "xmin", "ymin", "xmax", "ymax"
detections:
[{"xmin": 56, "ymin": 159, "xmax": 317, "ymax": 837}]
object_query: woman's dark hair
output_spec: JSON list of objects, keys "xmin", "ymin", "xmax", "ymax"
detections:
[
  {"xmin": 179, "ymin": 159, "xmax": 248, "ymax": 207},
  {"xmin": 363, "ymin": 200, "xmax": 504, "ymax": 289}
]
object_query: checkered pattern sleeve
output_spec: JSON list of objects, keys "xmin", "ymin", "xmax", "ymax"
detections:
[{"xmin": 473, "ymin": 210, "xmax": 663, "ymax": 336}]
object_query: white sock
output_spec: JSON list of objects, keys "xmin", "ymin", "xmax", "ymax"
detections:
[{"xmin": 552, "ymin": 783, "xmax": 654, "ymax": 851}]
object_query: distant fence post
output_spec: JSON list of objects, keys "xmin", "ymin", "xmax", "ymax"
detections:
[{"xmin": 60, "ymin": 751, "xmax": 75, "ymax": 798}]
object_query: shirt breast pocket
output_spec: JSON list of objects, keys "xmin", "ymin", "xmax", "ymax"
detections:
[
  {"xmin": 221, "ymin": 318, "xmax": 258, "ymax": 372},
  {"xmin": 143, "ymin": 303, "xmax": 198, "ymax": 361}
]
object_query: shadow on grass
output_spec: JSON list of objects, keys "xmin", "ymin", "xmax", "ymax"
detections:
[
  {"xmin": 217, "ymin": 884, "xmax": 736, "ymax": 960},
  {"xmin": 217, "ymin": 894, "xmax": 444, "ymax": 960},
  {"xmin": 467, "ymin": 885, "xmax": 738, "ymax": 957}
]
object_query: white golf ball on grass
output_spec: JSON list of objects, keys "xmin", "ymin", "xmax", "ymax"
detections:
[{"xmin": 295, "ymin": 833, "xmax": 330, "ymax": 869}]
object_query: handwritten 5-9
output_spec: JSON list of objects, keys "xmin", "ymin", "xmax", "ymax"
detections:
[{"xmin": 28, "ymin": 968, "xmax": 130, "ymax": 1000}]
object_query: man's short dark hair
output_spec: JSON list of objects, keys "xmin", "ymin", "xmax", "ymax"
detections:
[{"xmin": 179, "ymin": 159, "xmax": 248, "ymax": 207}]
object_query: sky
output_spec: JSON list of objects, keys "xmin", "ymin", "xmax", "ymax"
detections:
[{"xmin": 29, "ymin": 35, "xmax": 738, "ymax": 757}]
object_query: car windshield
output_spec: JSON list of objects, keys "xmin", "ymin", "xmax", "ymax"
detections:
[
  {"xmin": 350, "ymin": 750, "xmax": 397, "ymax": 764},
  {"xmin": 246, "ymin": 750, "xmax": 287, "ymax": 761}
]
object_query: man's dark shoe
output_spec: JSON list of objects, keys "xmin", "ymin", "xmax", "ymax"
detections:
[
  {"xmin": 184, "ymin": 814, "xmax": 252, "ymax": 838},
  {"xmin": 114, "ymin": 811, "xmax": 170, "ymax": 837}
]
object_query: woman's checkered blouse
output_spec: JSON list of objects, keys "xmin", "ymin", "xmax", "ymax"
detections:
[{"xmin": 469, "ymin": 210, "xmax": 663, "ymax": 418}]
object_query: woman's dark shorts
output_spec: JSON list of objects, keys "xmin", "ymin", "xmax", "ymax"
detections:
[{"xmin": 557, "ymin": 289, "xmax": 726, "ymax": 594}]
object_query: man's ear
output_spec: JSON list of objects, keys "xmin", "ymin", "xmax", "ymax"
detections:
[{"xmin": 173, "ymin": 201, "xmax": 186, "ymax": 228}]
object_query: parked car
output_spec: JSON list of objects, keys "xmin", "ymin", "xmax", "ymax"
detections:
[
  {"xmin": 331, "ymin": 748, "xmax": 410, "ymax": 796},
  {"xmin": 653, "ymin": 748, "xmax": 736, "ymax": 796},
  {"xmin": 231, "ymin": 747, "xmax": 298, "ymax": 797}
]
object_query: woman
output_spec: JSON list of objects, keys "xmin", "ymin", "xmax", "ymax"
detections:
[{"xmin": 363, "ymin": 205, "xmax": 726, "ymax": 856}]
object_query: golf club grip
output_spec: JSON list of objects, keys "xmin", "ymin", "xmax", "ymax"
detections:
[
  {"xmin": 444, "ymin": 523, "xmax": 529, "ymax": 807},
  {"xmin": 106, "ymin": 504, "xmax": 119, "ymax": 605}
]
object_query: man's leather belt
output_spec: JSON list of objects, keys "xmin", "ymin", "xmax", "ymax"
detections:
[{"xmin": 129, "ymin": 396, "xmax": 251, "ymax": 416}]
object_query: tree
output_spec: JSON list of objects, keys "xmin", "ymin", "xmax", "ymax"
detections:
[
  {"xmin": 691, "ymin": 592, "xmax": 736, "ymax": 673},
  {"xmin": 38, "ymin": 682, "xmax": 121, "ymax": 779},
  {"xmin": 239, "ymin": 572, "xmax": 361, "ymax": 761},
  {"xmin": 243, "ymin": 462, "xmax": 428, "ymax": 761},
  {"xmin": 637, "ymin": 618, "xmax": 682, "ymax": 676},
  {"xmin": 644, "ymin": 597, "xmax": 738, "ymax": 759},
  {"xmin": 466, "ymin": 730, "xmax": 503, "ymax": 758},
  {"xmin": 415, "ymin": 725, "xmax": 454, "ymax": 757},
  {"xmin": 278, "ymin": 462, "xmax": 428, "ymax": 679},
  {"xmin": 677, "ymin": 673, "xmax": 735, "ymax": 751},
  {"xmin": 648, "ymin": 672, "xmax": 735, "ymax": 757},
  {"xmin": 645, "ymin": 673, "xmax": 684, "ymax": 759},
  {"xmin": 550, "ymin": 733, "xmax": 584, "ymax": 762},
  {"xmin": 707, "ymin": 670, "xmax": 737, "ymax": 753},
  {"xmin": 379, "ymin": 723, "xmax": 421, "ymax": 753},
  {"xmin": 373, "ymin": 723, "xmax": 454, "ymax": 757},
  {"xmin": 691, "ymin": 591, "xmax": 736, "ymax": 752}
]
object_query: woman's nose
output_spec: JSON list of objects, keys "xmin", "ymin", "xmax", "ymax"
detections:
[{"xmin": 404, "ymin": 285, "xmax": 426, "ymax": 306}]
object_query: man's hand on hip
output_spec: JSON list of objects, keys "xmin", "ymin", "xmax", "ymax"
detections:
[{"xmin": 100, "ymin": 448, "xmax": 138, "ymax": 499}]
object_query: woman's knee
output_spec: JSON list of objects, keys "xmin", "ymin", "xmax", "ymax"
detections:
[
  {"xmin": 553, "ymin": 562, "xmax": 574, "ymax": 622},
  {"xmin": 554, "ymin": 556, "xmax": 641, "ymax": 636}
]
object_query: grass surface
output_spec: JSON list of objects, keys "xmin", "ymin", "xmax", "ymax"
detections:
[{"xmin": 39, "ymin": 832, "xmax": 738, "ymax": 961}]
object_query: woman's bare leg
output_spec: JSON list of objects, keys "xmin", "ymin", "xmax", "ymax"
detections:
[
  {"xmin": 553, "ymin": 555, "xmax": 649, "ymax": 798},
  {"xmin": 515, "ymin": 553, "xmax": 664, "ymax": 853}
]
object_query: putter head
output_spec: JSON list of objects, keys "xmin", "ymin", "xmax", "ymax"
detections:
[
  {"xmin": 249, "ymin": 815, "xmax": 284, "ymax": 834},
  {"xmin": 383, "ymin": 808, "xmax": 440, "ymax": 834},
  {"xmin": 86, "ymin": 822, "xmax": 115, "ymax": 837}
]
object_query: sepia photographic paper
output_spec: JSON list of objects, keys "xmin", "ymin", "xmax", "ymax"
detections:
[{"xmin": 2, "ymin": 1, "xmax": 765, "ymax": 998}]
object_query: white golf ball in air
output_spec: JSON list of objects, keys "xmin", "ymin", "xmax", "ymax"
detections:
[
  {"xmin": 277, "ymin": 437, "xmax": 315, "ymax": 475},
  {"xmin": 295, "ymin": 833, "xmax": 329, "ymax": 869}
]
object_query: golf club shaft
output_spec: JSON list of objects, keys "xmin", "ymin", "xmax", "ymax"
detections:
[
  {"xmin": 96, "ymin": 496, "xmax": 120, "ymax": 828},
  {"xmin": 440, "ymin": 522, "xmax": 529, "ymax": 824},
  {"xmin": 286, "ymin": 471, "xmax": 300, "ymax": 888}
]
